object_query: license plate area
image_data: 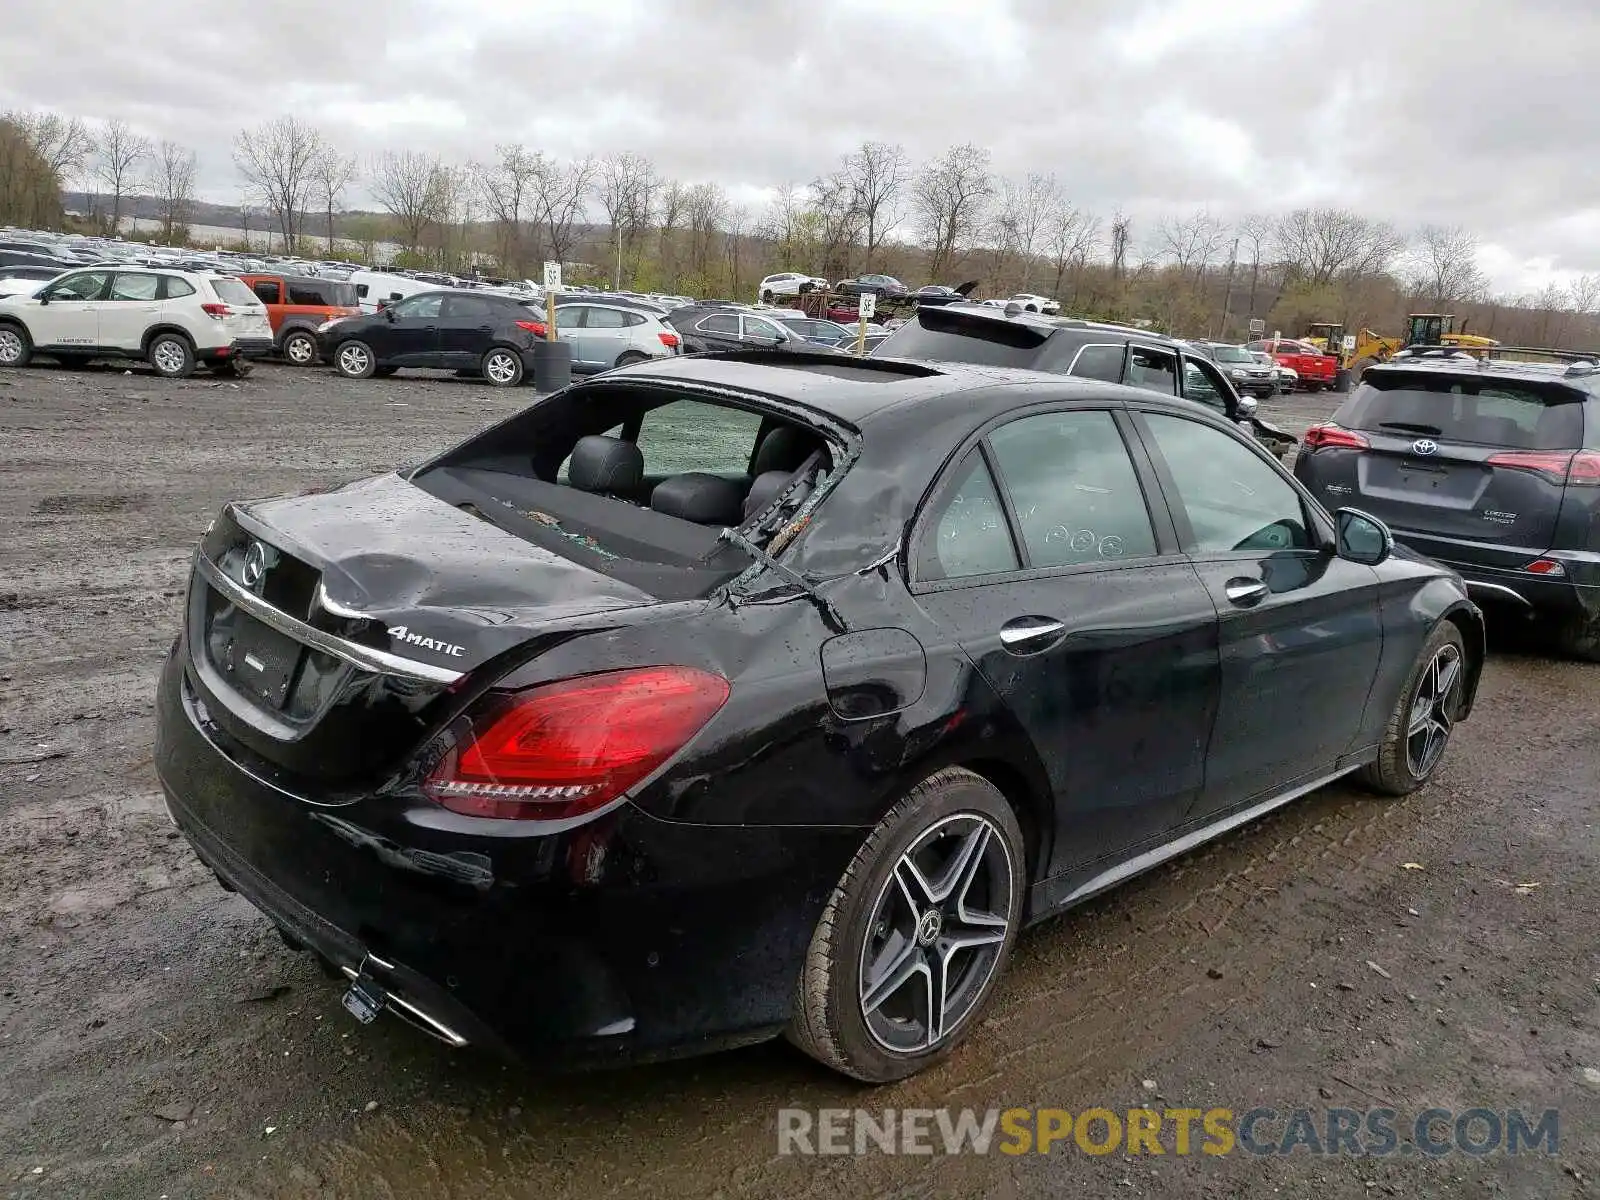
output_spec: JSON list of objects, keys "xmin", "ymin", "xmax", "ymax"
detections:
[{"xmin": 206, "ymin": 603, "xmax": 304, "ymax": 710}]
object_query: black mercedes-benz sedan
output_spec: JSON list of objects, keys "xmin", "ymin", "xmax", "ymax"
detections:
[{"xmin": 155, "ymin": 350, "xmax": 1483, "ymax": 1082}]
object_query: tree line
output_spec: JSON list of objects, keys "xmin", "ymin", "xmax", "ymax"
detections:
[{"xmin": 5, "ymin": 108, "xmax": 1600, "ymax": 348}]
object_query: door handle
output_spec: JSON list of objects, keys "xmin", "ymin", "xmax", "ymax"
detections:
[
  {"xmin": 999, "ymin": 616, "xmax": 1067, "ymax": 654},
  {"xmin": 1224, "ymin": 577, "xmax": 1270, "ymax": 607}
]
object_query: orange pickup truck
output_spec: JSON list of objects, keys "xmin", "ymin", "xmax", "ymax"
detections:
[
  {"xmin": 239, "ymin": 274, "xmax": 359, "ymax": 367},
  {"xmin": 1247, "ymin": 337, "xmax": 1340, "ymax": 392}
]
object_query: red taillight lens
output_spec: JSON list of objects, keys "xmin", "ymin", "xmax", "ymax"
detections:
[
  {"xmin": 1569, "ymin": 451, "xmax": 1600, "ymax": 486},
  {"xmin": 657, "ymin": 331, "xmax": 680, "ymax": 349},
  {"xmin": 1486, "ymin": 450, "xmax": 1579, "ymax": 485},
  {"xmin": 1523, "ymin": 558, "xmax": 1566, "ymax": 576},
  {"xmin": 202, "ymin": 302, "xmax": 232, "ymax": 319},
  {"xmin": 424, "ymin": 667, "xmax": 730, "ymax": 821},
  {"xmin": 515, "ymin": 320, "xmax": 547, "ymax": 337},
  {"xmin": 1301, "ymin": 424, "xmax": 1370, "ymax": 451}
]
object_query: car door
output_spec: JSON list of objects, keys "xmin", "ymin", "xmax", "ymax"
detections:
[
  {"xmin": 1129, "ymin": 408, "xmax": 1384, "ymax": 819},
  {"xmin": 911, "ymin": 405, "xmax": 1221, "ymax": 879},
  {"xmin": 554, "ymin": 305, "xmax": 595, "ymax": 367},
  {"xmin": 31, "ymin": 270, "xmax": 110, "ymax": 347},
  {"xmin": 577, "ymin": 305, "xmax": 634, "ymax": 368},
  {"xmin": 693, "ymin": 311, "xmax": 742, "ymax": 352},
  {"xmin": 372, "ymin": 292, "xmax": 443, "ymax": 366},
  {"xmin": 740, "ymin": 314, "xmax": 788, "ymax": 347},
  {"xmin": 100, "ymin": 271, "xmax": 162, "ymax": 351},
  {"xmin": 437, "ymin": 293, "xmax": 499, "ymax": 368}
]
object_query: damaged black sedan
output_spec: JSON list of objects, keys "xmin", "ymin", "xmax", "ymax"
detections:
[{"xmin": 156, "ymin": 351, "xmax": 1483, "ymax": 1082}]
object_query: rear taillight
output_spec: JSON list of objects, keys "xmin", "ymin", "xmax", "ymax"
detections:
[
  {"xmin": 657, "ymin": 331, "xmax": 680, "ymax": 349},
  {"xmin": 1523, "ymin": 558, "xmax": 1567, "ymax": 576},
  {"xmin": 202, "ymin": 302, "xmax": 232, "ymax": 320},
  {"xmin": 1485, "ymin": 450, "xmax": 1600, "ymax": 486},
  {"xmin": 423, "ymin": 667, "xmax": 730, "ymax": 821},
  {"xmin": 1301, "ymin": 424, "xmax": 1370, "ymax": 451},
  {"xmin": 515, "ymin": 319, "xmax": 547, "ymax": 337}
]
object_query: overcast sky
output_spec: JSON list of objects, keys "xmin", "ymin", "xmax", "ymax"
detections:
[{"xmin": 2, "ymin": 0, "xmax": 1594, "ymax": 293}]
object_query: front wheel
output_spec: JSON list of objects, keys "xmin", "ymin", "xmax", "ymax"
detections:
[
  {"xmin": 787, "ymin": 767, "xmax": 1025, "ymax": 1082},
  {"xmin": 481, "ymin": 347, "xmax": 524, "ymax": 387},
  {"xmin": 1359, "ymin": 622, "xmax": 1467, "ymax": 795},
  {"xmin": 333, "ymin": 340, "xmax": 377, "ymax": 379},
  {"xmin": 281, "ymin": 330, "xmax": 318, "ymax": 366},
  {"xmin": 613, "ymin": 351, "xmax": 649, "ymax": 369}
]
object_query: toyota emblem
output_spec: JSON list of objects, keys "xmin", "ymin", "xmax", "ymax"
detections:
[
  {"xmin": 1412, "ymin": 438, "xmax": 1439, "ymax": 456},
  {"xmin": 241, "ymin": 541, "xmax": 267, "ymax": 589}
]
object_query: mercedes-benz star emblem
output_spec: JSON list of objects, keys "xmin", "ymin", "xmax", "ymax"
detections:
[
  {"xmin": 915, "ymin": 909, "xmax": 943, "ymax": 947},
  {"xmin": 1412, "ymin": 438, "xmax": 1439, "ymax": 456},
  {"xmin": 241, "ymin": 541, "xmax": 267, "ymax": 589}
]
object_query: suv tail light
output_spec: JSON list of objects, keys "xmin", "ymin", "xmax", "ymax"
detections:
[
  {"xmin": 515, "ymin": 319, "xmax": 547, "ymax": 337},
  {"xmin": 658, "ymin": 331, "xmax": 680, "ymax": 350},
  {"xmin": 1301, "ymin": 424, "xmax": 1369, "ymax": 451},
  {"xmin": 423, "ymin": 667, "xmax": 730, "ymax": 821},
  {"xmin": 201, "ymin": 303, "xmax": 232, "ymax": 320},
  {"xmin": 1486, "ymin": 450, "xmax": 1600, "ymax": 486}
]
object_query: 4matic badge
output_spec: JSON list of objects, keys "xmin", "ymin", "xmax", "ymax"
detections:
[{"xmin": 386, "ymin": 625, "xmax": 466, "ymax": 658}]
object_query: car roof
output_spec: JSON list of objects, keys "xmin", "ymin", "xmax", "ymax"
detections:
[{"xmin": 1366, "ymin": 353, "xmax": 1600, "ymax": 388}]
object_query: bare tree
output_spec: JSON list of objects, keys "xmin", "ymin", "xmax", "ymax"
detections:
[
  {"xmin": 988, "ymin": 173, "xmax": 1056, "ymax": 292},
  {"xmin": 1109, "ymin": 211, "xmax": 1132, "ymax": 280},
  {"xmin": 913, "ymin": 143, "xmax": 993, "ymax": 280},
  {"xmin": 1276, "ymin": 207, "xmax": 1405, "ymax": 286},
  {"xmin": 595, "ymin": 151, "xmax": 656, "ymax": 288},
  {"xmin": 532, "ymin": 155, "xmax": 596, "ymax": 269},
  {"xmin": 7, "ymin": 110, "xmax": 95, "ymax": 181},
  {"xmin": 1155, "ymin": 209, "xmax": 1227, "ymax": 279},
  {"xmin": 842, "ymin": 141, "xmax": 908, "ymax": 271},
  {"xmin": 233, "ymin": 116, "xmax": 324, "ymax": 248},
  {"xmin": 807, "ymin": 168, "xmax": 861, "ymax": 279},
  {"xmin": 95, "ymin": 119, "xmax": 151, "ymax": 234},
  {"xmin": 1043, "ymin": 199, "xmax": 1099, "ymax": 302},
  {"xmin": 1409, "ymin": 224, "xmax": 1485, "ymax": 309},
  {"xmin": 723, "ymin": 203, "xmax": 750, "ymax": 295},
  {"xmin": 310, "ymin": 148, "xmax": 358, "ymax": 254},
  {"xmin": 475, "ymin": 143, "xmax": 543, "ymax": 275},
  {"xmin": 371, "ymin": 150, "xmax": 444, "ymax": 254},
  {"xmin": 146, "ymin": 140, "xmax": 197, "ymax": 242},
  {"xmin": 657, "ymin": 180, "xmax": 687, "ymax": 286},
  {"xmin": 683, "ymin": 182, "xmax": 728, "ymax": 280},
  {"xmin": 1235, "ymin": 212, "xmax": 1275, "ymax": 319},
  {"xmin": 1568, "ymin": 273, "xmax": 1600, "ymax": 319}
]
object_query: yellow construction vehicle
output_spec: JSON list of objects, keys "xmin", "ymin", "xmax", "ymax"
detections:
[{"xmin": 1309, "ymin": 315, "xmax": 1498, "ymax": 376}]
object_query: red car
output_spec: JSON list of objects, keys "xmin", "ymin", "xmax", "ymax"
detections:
[{"xmin": 1249, "ymin": 338, "xmax": 1338, "ymax": 392}]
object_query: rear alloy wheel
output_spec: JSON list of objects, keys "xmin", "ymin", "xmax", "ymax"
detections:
[
  {"xmin": 481, "ymin": 347, "xmax": 523, "ymax": 387},
  {"xmin": 1359, "ymin": 622, "xmax": 1466, "ymax": 795},
  {"xmin": 788, "ymin": 767, "xmax": 1024, "ymax": 1082},
  {"xmin": 334, "ymin": 340, "xmax": 377, "ymax": 379},
  {"xmin": 148, "ymin": 334, "xmax": 195, "ymax": 379},
  {"xmin": 0, "ymin": 324, "xmax": 32, "ymax": 368},
  {"xmin": 281, "ymin": 330, "xmax": 317, "ymax": 366},
  {"xmin": 762, "ymin": 289, "xmax": 776, "ymax": 303}
]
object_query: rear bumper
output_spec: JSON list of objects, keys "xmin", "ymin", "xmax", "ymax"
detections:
[
  {"xmin": 1426, "ymin": 554, "xmax": 1600, "ymax": 619},
  {"xmin": 218, "ymin": 337, "xmax": 275, "ymax": 361},
  {"xmin": 153, "ymin": 650, "xmax": 858, "ymax": 1066}
]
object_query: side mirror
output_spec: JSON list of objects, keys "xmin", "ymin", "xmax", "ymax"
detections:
[
  {"xmin": 37, "ymin": 292, "xmax": 51, "ymax": 305},
  {"xmin": 1335, "ymin": 507, "xmax": 1393, "ymax": 565},
  {"xmin": 1236, "ymin": 395, "xmax": 1259, "ymax": 418}
]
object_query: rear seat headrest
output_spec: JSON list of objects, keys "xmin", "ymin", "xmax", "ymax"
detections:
[
  {"xmin": 569, "ymin": 435, "xmax": 643, "ymax": 494},
  {"xmin": 752, "ymin": 425, "xmax": 822, "ymax": 476},
  {"xmin": 650, "ymin": 473, "xmax": 746, "ymax": 526}
]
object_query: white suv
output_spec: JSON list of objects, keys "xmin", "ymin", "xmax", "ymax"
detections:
[
  {"xmin": 0, "ymin": 267, "xmax": 274, "ymax": 378},
  {"xmin": 757, "ymin": 272, "xmax": 828, "ymax": 302}
]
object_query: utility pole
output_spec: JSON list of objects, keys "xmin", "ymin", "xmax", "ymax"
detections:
[{"xmin": 1217, "ymin": 236, "xmax": 1239, "ymax": 340}]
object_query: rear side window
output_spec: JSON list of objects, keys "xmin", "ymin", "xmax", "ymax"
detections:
[
  {"xmin": 1339, "ymin": 376, "xmax": 1585, "ymax": 450},
  {"xmin": 109, "ymin": 273, "xmax": 158, "ymax": 301},
  {"xmin": 162, "ymin": 277, "xmax": 195, "ymax": 299},
  {"xmin": 586, "ymin": 307, "xmax": 629, "ymax": 329},
  {"xmin": 988, "ymin": 411, "xmax": 1158, "ymax": 567},
  {"xmin": 919, "ymin": 450, "xmax": 1020, "ymax": 580},
  {"xmin": 441, "ymin": 294, "xmax": 496, "ymax": 319},
  {"xmin": 251, "ymin": 280, "xmax": 282, "ymax": 304},
  {"xmin": 1069, "ymin": 344, "xmax": 1124, "ymax": 382}
]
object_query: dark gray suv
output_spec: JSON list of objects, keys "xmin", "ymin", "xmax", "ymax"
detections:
[
  {"xmin": 874, "ymin": 304, "xmax": 1297, "ymax": 456},
  {"xmin": 1294, "ymin": 349, "xmax": 1600, "ymax": 658}
]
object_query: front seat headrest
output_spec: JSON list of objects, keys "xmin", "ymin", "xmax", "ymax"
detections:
[
  {"xmin": 752, "ymin": 425, "xmax": 820, "ymax": 476},
  {"xmin": 743, "ymin": 470, "xmax": 811, "ymax": 522},
  {"xmin": 568, "ymin": 435, "xmax": 643, "ymax": 495},
  {"xmin": 650, "ymin": 473, "xmax": 746, "ymax": 526}
]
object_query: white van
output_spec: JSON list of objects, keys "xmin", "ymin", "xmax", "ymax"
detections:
[{"xmin": 348, "ymin": 270, "xmax": 437, "ymax": 314}]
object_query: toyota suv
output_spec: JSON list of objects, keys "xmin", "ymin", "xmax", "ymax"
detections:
[
  {"xmin": 1295, "ymin": 349, "xmax": 1600, "ymax": 658},
  {"xmin": 0, "ymin": 267, "xmax": 273, "ymax": 377},
  {"xmin": 873, "ymin": 303, "xmax": 1297, "ymax": 456}
]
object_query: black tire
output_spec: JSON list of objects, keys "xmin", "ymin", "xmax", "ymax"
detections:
[
  {"xmin": 481, "ymin": 346, "xmax": 524, "ymax": 387},
  {"xmin": 0, "ymin": 322, "xmax": 34, "ymax": 369},
  {"xmin": 281, "ymin": 329, "xmax": 318, "ymax": 367},
  {"xmin": 1306, "ymin": 381, "xmax": 1324, "ymax": 393},
  {"xmin": 333, "ymin": 340, "xmax": 377, "ymax": 379},
  {"xmin": 212, "ymin": 358, "xmax": 252, "ymax": 378},
  {"xmin": 147, "ymin": 333, "xmax": 195, "ymax": 379},
  {"xmin": 1358, "ymin": 621, "xmax": 1467, "ymax": 796},
  {"xmin": 614, "ymin": 351, "xmax": 649, "ymax": 369},
  {"xmin": 373, "ymin": 366, "xmax": 398, "ymax": 378},
  {"xmin": 1025, "ymin": 304, "xmax": 1039, "ymax": 313},
  {"xmin": 787, "ymin": 767, "xmax": 1025, "ymax": 1082},
  {"xmin": 762, "ymin": 289, "xmax": 775, "ymax": 303},
  {"xmin": 1551, "ymin": 610, "xmax": 1600, "ymax": 662}
]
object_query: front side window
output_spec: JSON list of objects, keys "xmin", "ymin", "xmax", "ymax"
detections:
[
  {"xmin": 1143, "ymin": 413, "xmax": 1313, "ymax": 554},
  {"xmin": 918, "ymin": 450, "xmax": 1020, "ymax": 581},
  {"xmin": 46, "ymin": 271, "xmax": 109, "ymax": 302},
  {"xmin": 391, "ymin": 293, "xmax": 444, "ymax": 319},
  {"xmin": 988, "ymin": 410, "xmax": 1158, "ymax": 568},
  {"xmin": 109, "ymin": 273, "xmax": 159, "ymax": 302}
]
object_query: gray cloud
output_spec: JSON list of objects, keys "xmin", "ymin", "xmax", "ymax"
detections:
[{"xmin": 3, "ymin": 0, "xmax": 1597, "ymax": 291}]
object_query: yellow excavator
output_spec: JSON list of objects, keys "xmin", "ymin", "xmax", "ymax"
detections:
[{"xmin": 1305, "ymin": 315, "xmax": 1498, "ymax": 377}]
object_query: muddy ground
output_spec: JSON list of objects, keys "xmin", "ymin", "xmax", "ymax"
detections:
[{"xmin": 1, "ymin": 361, "xmax": 1596, "ymax": 1199}]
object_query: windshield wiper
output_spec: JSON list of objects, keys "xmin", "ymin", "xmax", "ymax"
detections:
[
  {"xmin": 1378, "ymin": 421, "xmax": 1444, "ymax": 435},
  {"xmin": 718, "ymin": 526, "xmax": 846, "ymax": 633}
]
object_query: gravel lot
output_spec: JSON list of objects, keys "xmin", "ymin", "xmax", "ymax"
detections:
[{"xmin": 1, "ymin": 362, "xmax": 1596, "ymax": 1199}]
